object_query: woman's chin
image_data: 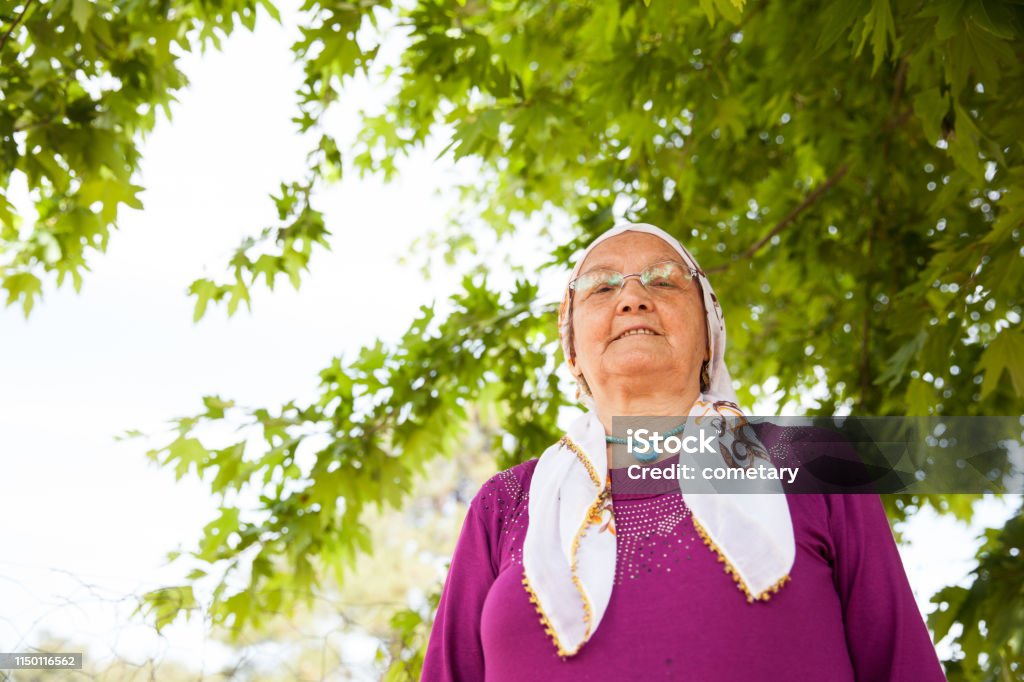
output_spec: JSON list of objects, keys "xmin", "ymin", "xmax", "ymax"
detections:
[{"xmin": 602, "ymin": 350, "xmax": 680, "ymax": 376}]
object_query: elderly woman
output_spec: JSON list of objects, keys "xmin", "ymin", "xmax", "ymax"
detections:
[{"xmin": 422, "ymin": 223, "xmax": 945, "ymax": 681}]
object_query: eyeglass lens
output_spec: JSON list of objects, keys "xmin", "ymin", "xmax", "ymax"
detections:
[{"xmin": 575, "ymin": 261, "xmax": 693, "ymax": 300}]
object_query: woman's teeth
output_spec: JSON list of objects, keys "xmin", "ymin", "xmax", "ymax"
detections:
[{"xmin": 617, "ymin": 329, "xmax": 656, "ymax": 339}]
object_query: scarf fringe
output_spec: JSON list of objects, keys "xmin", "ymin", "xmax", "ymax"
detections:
[
  {"xmin": 522, "ymin": 573, "xmax": 582, "ymax": 658},
  {"xmin": 523, "ymin": 436, "xmax": 611, "ymax": 657},
  {"xmin": 692, "ymin": 515, "xmax": 792, "ymax": 602},
  {"xmin": 559, "ymin": 435, "xmax": 601, "ymax": 487}
]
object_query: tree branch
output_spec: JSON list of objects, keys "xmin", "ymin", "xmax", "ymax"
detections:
[
  {"xmin": 706, "ymin": 162, "xmax": 849, "ymax": 274},
  {"xmin": 859, "ymin": 218, "xmax": 877, "ymax": 409},
  {"xmin": 882, "ymin": 107, "xmax": 913, "ymax": 133},
  {"xmin": 0, "ymin": 0, "xmax": 36, "ymax": 53},
  {"xmin": 889, "ymin": 57, "xmax": 909, "ymax": 112},
  {"xmin": 12, "ymin": 113, "xmax": 55, "ymax": 133}
]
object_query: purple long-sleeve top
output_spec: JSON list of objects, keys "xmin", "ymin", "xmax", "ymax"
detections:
[{"xmin": 422, "ymin": 443, "xmax": 947, "ymax": 680}]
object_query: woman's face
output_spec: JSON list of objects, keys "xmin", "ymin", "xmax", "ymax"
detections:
[{"xmin": 570, "ymin": 232, "xmax": 708, "ymax": 399}]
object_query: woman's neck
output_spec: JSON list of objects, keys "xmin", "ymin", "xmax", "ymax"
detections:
[
  {"xmin": 592, "ymin": 385, "xmax": 702, "ymax": 437},
  {"xmin": 597, "ymin": 386, "xmax": 701, "ymax": 470}
]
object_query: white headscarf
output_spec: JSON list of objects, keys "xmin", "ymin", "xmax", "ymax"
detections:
[{"xmin": 521, "ymin": 223, "xmax": 795, "ymax": 657}]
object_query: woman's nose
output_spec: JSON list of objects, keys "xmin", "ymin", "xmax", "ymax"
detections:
[{"xmin": 616, "ymin": 278, "xmax": 653, "ymax": 312}]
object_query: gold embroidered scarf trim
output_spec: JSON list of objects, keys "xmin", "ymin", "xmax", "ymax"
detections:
[
  {"xmin": 692, "ymin": 515, "xmax": 792, "ymax": 602},
  {"xmin": 559, "ymin": 434, "xmax": 601, "ymax": 488},
  {"xmin": 523, "ymin": 435, "xmax": 609, "ymax": 657}
]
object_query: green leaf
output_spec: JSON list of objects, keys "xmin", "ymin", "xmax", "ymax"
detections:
[
  {"xmin": 188, "ymin": 278, "xmax": 225, "ymax": 322},
  {"xmin": 947, "ymin": 104, "xmax": 986, "ymax": 180},
  {"xmin": 975, "ymin": 330, "xmax": 1024, "ymax": 398},
  {"xmin": 876, "ymin": 331, "xmax": 928, "ymax": 390},
  {"xmin": 912, "ymin": 88, "xmax": 949, "ymax": 143},
  {"xmin": 166, "ymin": 436, "xmax": 208, "ymax": 481},
  {"xmin": 139, "ymin": 586, "xmax": 197, "ymax": 633},
  {"xmin": 71, "ymin": 0, "xmax": 93, "ymax": 32},
  {"xmin": 202, "ymin": 395, "xmax": 235, "ymax": 419},
  {"xmin": 859, "ymin": 0, "xmax": 896, "ymax": 74},
  {"xmin": 3, "ymin": 272, "xmax": 43, "ymax": 317},
  {"xmin": 816, "ymin": 0, "xmax": 870, "ymax": 54},
  {"xmin": 967, "ymin": 0, "xmax": 1019, "ymax": 40}
]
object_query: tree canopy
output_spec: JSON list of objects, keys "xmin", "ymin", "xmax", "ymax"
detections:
[{"xmin": 2, "ymin": 0, "xmax": 1023, "ymax": 678}]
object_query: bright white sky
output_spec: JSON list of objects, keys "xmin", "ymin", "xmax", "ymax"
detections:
[{"xmin": 0, "ymin": 2, "xmax": 1017, "ymax": 677}]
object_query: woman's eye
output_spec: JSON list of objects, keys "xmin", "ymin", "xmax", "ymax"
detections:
[{"xmin": 594, "ymin": 285, "xmax": 614, "ymax": 294}]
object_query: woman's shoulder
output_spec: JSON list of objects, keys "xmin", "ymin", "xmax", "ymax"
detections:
[
  {"xmin": 471, "ymin": 458, "xmax": 539, "ymax": 512},
  {"xmin": 465, "ymin": 460, "xmax": 538, "ymax": 563}
]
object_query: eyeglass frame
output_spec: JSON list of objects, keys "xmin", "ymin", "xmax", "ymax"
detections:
[
  {"xmin": 565, "ymin": 258, "xmax": 706, "ymax": 373},
  {"xmin": 567, "ymin": 259, "xmax": 703, "ymax": 302}
]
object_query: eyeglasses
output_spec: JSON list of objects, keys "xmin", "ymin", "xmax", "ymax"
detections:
[{"xmin": 568, "ymin": 260, "xmax": 700, "ymax": 304}]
